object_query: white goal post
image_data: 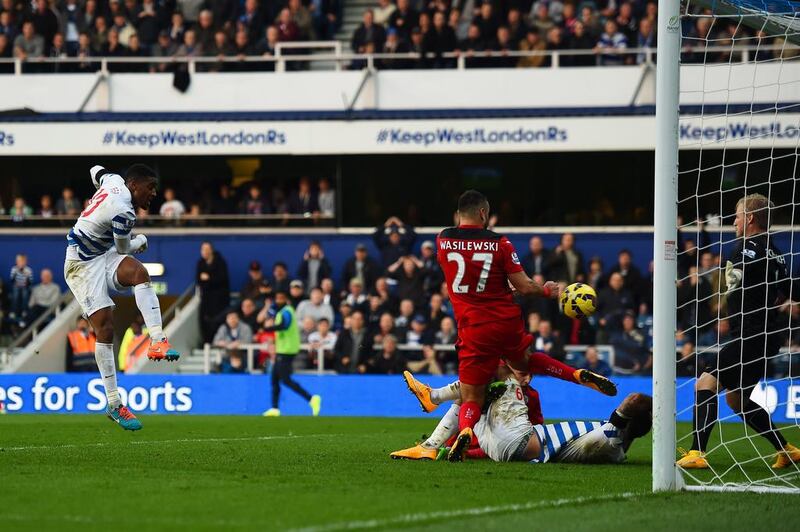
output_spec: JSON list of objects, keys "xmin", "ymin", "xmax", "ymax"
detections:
[{"xmin": 653, "ymin": 0, "xmax": 800, "ymax": 493}]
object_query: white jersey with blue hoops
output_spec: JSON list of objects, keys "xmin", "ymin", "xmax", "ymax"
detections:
[{"xmin": 66, "ymin": 166, "xmax": 136, "ymax": 262}]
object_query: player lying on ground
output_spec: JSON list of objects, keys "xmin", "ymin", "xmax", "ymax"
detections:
[
  {"xmin": 677, "ymin": 193, "xmax": 800, "ymax": 470},
  {"xmin": 64, "ymin": 165, "xmax": 180, "ymax": 431},
  {"xmin": 437, "ymin": 190, "xmax": 561, "ymax": 461},
  {"xmin": 391, "ymin": 352, "xmax": 618, "ymax": 460}
]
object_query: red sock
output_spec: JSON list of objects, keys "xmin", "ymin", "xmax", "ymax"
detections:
[
  {"xmin": 528, "ymin": 352, "xmax": 579, "ymax": 383},
  {"xmin": 466, "ymin": 447, "xmax": 488, "ymax": 460},
  {"xmin": 458, "ymin": 401, "xmax": 481, "ymax": 431}
]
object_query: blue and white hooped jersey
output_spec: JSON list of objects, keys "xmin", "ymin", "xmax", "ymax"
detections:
[
  {"xmin": 531, "ymin": 420, "xmax": 604, "ymax": 463},
  {"xmin": 66, "ymin": 166, "xmax": 135, "ymax": 261}
]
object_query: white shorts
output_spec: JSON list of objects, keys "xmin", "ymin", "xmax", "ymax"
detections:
[
  {"xmin": 64, "ymin": 247, "xmax": 128, "ymax": 317},
  {"xmin": 474, "ymin": 404, "xmax": 533, "ymax": 462}
]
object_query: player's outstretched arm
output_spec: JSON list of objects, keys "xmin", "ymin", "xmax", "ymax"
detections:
[{"xmin": 507, "ymin": 271, "xmax": 559, "ymax": 299}]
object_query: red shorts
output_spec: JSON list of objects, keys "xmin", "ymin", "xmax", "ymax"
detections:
[{"xmin": 456, "ymin": 319, "xmax": 533, "ymax": 386}]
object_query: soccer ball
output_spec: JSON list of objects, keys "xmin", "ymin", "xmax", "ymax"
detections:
[{"xmin": 560, "ymin": 283, "xmax": 597, "ymax": 319}]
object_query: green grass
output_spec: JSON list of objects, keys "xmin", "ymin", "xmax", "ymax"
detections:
[{"xmin": 0, "ymin": 415, "xmax": 798, "ymax": 531}]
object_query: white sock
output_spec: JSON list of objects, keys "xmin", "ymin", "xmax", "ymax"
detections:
[
  {"xmin": 95, "ymin": 342, "xmax": 121, "ymax": 408},
  {"xmin": 430, "ymin": 380, "xmax": 461, "ymax": 404},
  {"xmin": 134, "ymin": 282, "xmax": 164, "ymax": 341},
  {"xmin": 423, "ymin": 404, "xmax": 460, "ymax": 449}
]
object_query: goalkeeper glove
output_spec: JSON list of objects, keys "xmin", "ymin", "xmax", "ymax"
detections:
[
  {"xmin": 130, "ymin": 234, "xmax": 148, "ymax": 254},
  {"xmin": 725, "ymin": 260, "xmax": 742, "ymax": 294}
]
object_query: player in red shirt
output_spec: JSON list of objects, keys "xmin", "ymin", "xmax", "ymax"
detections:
[{"xmin": 436, "ymin": 190, "xmax": 560, "ymax": 461}]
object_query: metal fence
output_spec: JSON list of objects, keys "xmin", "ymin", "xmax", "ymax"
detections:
[{"xmin": 1, "ymin": 42, "xmax": 797, "ymax": 75}]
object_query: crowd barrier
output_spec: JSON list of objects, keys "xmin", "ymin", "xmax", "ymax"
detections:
[{"xmin": 1, "ymin": 374, "xmax": 798, "ymax": 423}]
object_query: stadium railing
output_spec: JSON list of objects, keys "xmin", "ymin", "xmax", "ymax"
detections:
[
  {"xmin": 0, "ymin": 290, "xmax": 74, "ymax": 371},
  {"xmin": 199, "ymin": 341, "xmax": 620, "ymax": 376},
  {"xmin": 0, "ymin": 43, "xmax": 794, "ymax": 74}
]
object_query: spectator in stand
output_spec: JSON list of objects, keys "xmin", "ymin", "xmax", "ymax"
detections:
[
  {"xmin": 176, "ymin": 28, "xmax": 203, "ymax": 59},
  {"xmin": 168, "ymin": 11, "xmax": 187, "ymax": 43},
  {"xmin": 419, "ymin": 240, "xmax": 443, "ymax": 296},
  {"xmin": 300, "ymin": 316, "xmax": 316, "ymax": 343},
  {"xmin": 531, "ymin": 3, "xmax": 554, "ymax": 37},
  {"xmin": 57, "ymin": 187, "xmax": 81, "ymax": 216},
  {"xmin": 253, "ymin": 25, "xmax": 279, "ymax": 70},
  {"xmin": 395, "ymin": 298, "xmax": 415, "ymax": 332},
  {"xmin": 586, "ymin": 256, "xmax": 604, "ymax": 289},
  {"xmin": 118, "ymin": 316, "xmax": 149, "ymax": 372},
  {"xmin": 320, "ymin": 277, "xmax": 339, "ymax": 310},
  {"xmin": 517, "ymin": 28, "xmax": 547, "ymax": 68},
  {"xmin": 427, "ymin": 292, "xmax": 447, "ymax": 330},
  {"xmin": 236, "ymin": 0, "xmax": 262, "ymax": 41},
  {"xmin": 14, "ymin": 21, "xmax": 44, "ymax": 63},
  {"xmin": 111, "ymin": 12, "xmax": 136, "ymax": 46},
  {"xmin": 151, "ymin": 30, "xmax": 178, "ymax": 73},
  {"xmin": 488, "ymin": 26, "xmax": 516, "ymax": 68},
  {"xmin": 533, "ymin": 319, "xmax": 565, "ymax": 361},
  {"xmin": 334, "ymin": 310, "xmax": 370, "ymax": 373},
  {"xmin": 27, "ymin": 268, "xmax": 59, "ymax": 322},
  {"xmin": 91, "ymin": 17, "xmax": 109, "ymax": 52},
  {"xmin": 75, "ymin": 31, "xmax": 96, "ymax": 72},
  {"xmin": 213, "ymin": 310, "xmax": 253, "ymax": 373},
  {"xmin": 458, "ymin": 23, "xmax": 486, "ymax": 68},
  {"xmin": 372, "ymin": 276, "xmax": 397, "ymax": 314},
  {"xmin": 579, "ymin": 5, "xmax": 601, "ymax": 39},
  {"xmin": 522, "ymin": 236, "xmax": 550, "ymax": 277},
  {"xmin": 406, "ymin": 314, "xmax": 434, "ymax": 346},
  {"xmin": 543, "ymin": 26, "xmax": 565, "ymax": 66},
  {"xmin": 288, "ymin": 279, "xmax": 305, "ymax": 307},
  {"xmin": 297, "ymin": 241, "xmax": 332, "ymax": 291},
  {"xmin": 32, "ymin": 0, "xmax": 59, "ymax": 52},
  {"xmin": 0, "ymin": 11, "xmax": 17, "ymax": 44},
  {"xmin": 296, "ymin": 287, "xmax": 335, "ymax": 325},
  {"xmin": 271, "ymin": 261, "xmax": 290, "ymax": 293},
  {"xmin": 38, "ymin": 195, "xmax": 55, "ymax": 218},
  {"xmin": 374, "ymin": 0, "xmax": 396, "ymax": 27},
  {"xmin": 315, "ymin": 0, "xmax": 341, "ymax": 40},
  {"xmin": 124, "ymin": 34, "xmax": 149, "ymax": 72},
  {"xmin": 373, "ymin": 216, "xmax": 416, "ymax": 267},
  {"xmin": 378, "ymin": 28, "xmax": 412, "ymax": 69},
  {"xmin": 698, "ymin": 317, "xmax": 732, "ymax": 347},
  {"xmin": 372, "ymin": 311, "xmax": 401, "ymax": 344},
  {"xmin": 48, "ymin": 32, "xmax": 68, "ymax": 72},
  {"xmin": 595, "ymin": 19, "xmax": 628, "ymax": 65},
  {"xmin": 0, "ymin": 33, "xmax": 11, "ymax": 69},
  {"xmin": 366, "ymin": 334, "xmax": 406, "ymax": 374},
  {"xmin": 287, "ymin": 177, "xmax": 320, "ymax": 216},
  {"xmin": 389, "ymin": 0, "xmax": 418, "ymax": 41},
  {"xmin": 423, "ymin": 11, "xmax": 456, "ymax": 68},
  {"xmin": 317, "ymin": 178, "xmax": 335, "ymax": 218},
  {"xmin": 103, "ymin": 28, "xmax": 128, "ymax": 71},
  {"xmin": 561, "ymin": 3, "xmax": 577, "ymax": 34},
  {"xmin": 676, "ymin": 265, "xmax": 712, "ymax": 338},
  {"xmin": 611, "ymin": 311, "xmax": 649, "ymax": 372},
  {"xmin": 596, "ymin": 272, "xmax": 635, "ymax": 340},
  {"xmin": 506, "ymin": 8, "xmax": 528, "ymax": 48},
  {"xmin": 616, "ymin": 2, "xmax": 638, "ymax": 47},
  {"xmin": 288, "ymin": 0, "xmax": 315, "ymax": 40},
  {"xmin": 435, "ymin": 315, "xmax": 457, "ymax": 370},
  {"xmin": 211, "ymin": 184, "xmax": 237, "ymax": 214},
  {"xmin": 449, "ymin": 8, "xmax": 468, "ymax": 41},
  {"xmin": 565, "ymin": 20, "xmax": 596, "ymax": 66},
  {"xmin": 472, "ymin": 3, "xmax": 498, "ymax": 47},
  {"xmin": 241, "ymin": 261, "xmax": 273, "ymax": 303},
  {"xmin": 352, "ymin": 9, "xmax": 385, "ymax": 54},
  {"xmin": 607, "ymin": 249, "xmax": 645, "ymax": 305},
  {"xmin": 275, "ymin": 7, "xmax": 300, "ymax": 42},
  {"xmin": 159, "ymin": 188, "xmax": 186, "ymax": 219},
  {"xmin": 387, "ymin": 255, "xmax": 425, "ymax": 307},
  {"xmin": 9, "ymin": 253, "xmax": 33, "ymax": 323},
  {"xmin": 548, "ymin": 233, "xmax": 585, "ymax": 283},
  {"xmin": 341, "ymin": 243, "xmax": 381, "ymax": 296},
  {"xmin": 197, "ymin": 241, "xmax": 230, "ymax": 344},
  {"xmin": 308, "ymin": 317, "xmax": 337, "ymax": 369},
  {"xmin": 240, "ymin": 183, "xmax": 270, "ymax": 214},
  {"xmin": 344, "ymin": 277, "xmax": 368, "ymax": 313},
  {"xmin": 136, "ymin": 0, "xmax": 160, "ymax": 47},
  {"xmin": 579, "ymin": 346, "xmax": 612, "ymax": 377},
  {"xmin": 66, "ymin": 317, "xmax": 97, "ymax": 372},
  {"xmin": 195, "ymin": 9, "xmax": 216, "ymax": 51},
  {"xmin": 239, "ymin": 297, "xmax": 260, "ymax": 332}
]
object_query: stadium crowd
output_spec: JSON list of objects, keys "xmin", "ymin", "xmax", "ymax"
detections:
[
  {"xmin": 3, "ymin": 216, "xmax": 798, "ymax": 377},
  {"xmin": 0, "ymin": 175, "xmax": 336, "ymax": 224},
  {"xmin": 0, "ymin": 0, "xmax": 782, "ymax": 72}
]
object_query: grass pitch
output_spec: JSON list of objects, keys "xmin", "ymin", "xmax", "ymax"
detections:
[{"xmin": 0, "ymin": 415, "xmax": 798, "ymax": 531}]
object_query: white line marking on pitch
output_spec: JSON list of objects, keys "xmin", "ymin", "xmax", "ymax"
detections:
[
  {"xmin": 0, "ymin": 433, "xmax": 337, "ymax": 452},
  {"xmin": 289, "ymin": 492, "xmax": 643, "ymax": 532}
]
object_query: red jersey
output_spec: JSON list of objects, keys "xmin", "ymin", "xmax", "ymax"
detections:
[{"xmin": 436, "ymin": 225, "xmax": 524, "ymax": 328}]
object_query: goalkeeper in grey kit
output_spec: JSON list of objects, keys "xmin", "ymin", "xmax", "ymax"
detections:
[{"xmin": 678, "ymin": 193, "xmax": 800, "ymax": 470}]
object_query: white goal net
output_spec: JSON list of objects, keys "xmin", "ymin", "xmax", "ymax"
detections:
[{"xmin": 675, "ymin": 0, "xmax": 800, "ymax": 492}]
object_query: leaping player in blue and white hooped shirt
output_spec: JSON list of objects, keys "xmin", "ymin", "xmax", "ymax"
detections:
[{"xmin": 64, "ymin": 164, "xmax": 180, "ymax": 431}]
